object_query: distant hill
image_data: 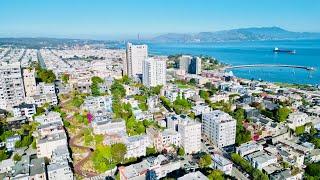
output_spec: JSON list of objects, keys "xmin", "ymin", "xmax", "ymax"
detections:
[{"xmin": 152, "ymin": 27, "xmax": 320, "ymax": 42}]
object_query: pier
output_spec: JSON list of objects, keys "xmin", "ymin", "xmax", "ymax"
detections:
[{"xmin": 223, "ymin": 64, "xmax": 316, "ymax": 71}]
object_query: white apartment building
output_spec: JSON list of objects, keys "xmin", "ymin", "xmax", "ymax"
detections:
[
  {"xmin": 202, "ymin": 110, "xmax": 236, "ymax": 148},
  {"xmin": 47, "ymin": 160, "xmax": 74, "ymax": 180},
  {"xmin": 91, "ymin": 119, "xmax": 126, "ymax": 135},
  {"xmin": 12, "ymin": 103, "xmax": 36, "ymax": 119},
  {"xmin": 178, "ymin": 120, "xmax": 202, "ymax": 154},
  {"xmin": 245, "ymin": 151, "xmax": 277, "ymax": 171},
  {"xmin": 124, "ymin": 135, "xmax": 151, "ymax": 158},
  {"xmin": 287, "ymin": 112, "xmax": 310, "ymax": 130},
  {"xmin": 125, "ymin": 42, "xmax": 148, "ymax": 77},
  {"xmin": 236, "ymin": 141, "xmax": 264, "ymax": 157},
  {"xmin": 37, "ymin": 82, "xmax": 56, "ymax": 94},
  {"xmin": 142, "ymin": 57, "xmax": 166, "ymax": 87},
  {"xmin": 0, "ymin": 62, "xmax": 25, "ymax": 110},
  {"xmin": 36, "ymin": 132, "xmax": 68, "ymax": 158},
  {"xmin": 34, "ymin": 112, "xmax": 63, "ymax": 125},
  {"xmin": 147, "ymin": 127, "xmax": 181, "ymax": 152},
  {"xmin": 23, "ymin": 68, "xmax": 37, "ymax": 97}
]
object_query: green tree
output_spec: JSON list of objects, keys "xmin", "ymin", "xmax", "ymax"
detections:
[
  {"xmin": 111, "ymin": 81, "xmax": 126, "ymax": 98},
  {"xmin": 305, "ymin": 162, "xmax": 320, "ymax": 179},
  {"xmin": 146, "ymin": 147, "xmax": 157, "ymax": 156},
  {"xmin": 91, "ymin": 76, "xmax": 104, "ymax": 96},
  {"xmin": 199, "ymin": 154, "xmax": 212, "ymax": 168},
  {"xmin": 199, "ymin": 90, "xmax": 210, "ymax": 100},
  {"xmin": 61, "ymin": 74, "xmax": 69, "ymax": 84},
  {"xmin": 173, "ymin": 97, "xmax": 191, "ymax": 114},
  {"xmin": 189, "ymin": 78, "xmax": 197, "ymax": 85},
  {"xmin": 71, "ymin": 96, "xmax": 84, "ymax": 107},
  {"xmin": 0, "ymin": 149, "xmax": 8, "ymax": 161},
  {"xmin": 208, "ymin": 170, "xmax": 224, "ymax": 180},
  {"xmin": 295, "ymin": 125, "xmax": 305, "ymax": 136},
  {"xmin": 37, "ymin": 68, "xmax": 56, "ymax": 83},
  {"xmin": 111, "ymin": 143, "xmax": 127, "ymax": 163},
  {"xmin": 160, "ymin": 96, "xmax": 172, "ymax": 110},
  {"xmin": 13, "ymin": 153, "xmax": 22, "ymax": 161},
  {"xmin": 276, "ymin": 107, "xmax": 291, "ymax": 122},
  {"xmin": 177, "ymin": 147, "xmax": 185, "ymax": 156}
]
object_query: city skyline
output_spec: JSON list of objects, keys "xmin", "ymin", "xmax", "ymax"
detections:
[{"xmin": 1, "ymin": 0, "xmax": 320, "ymax": 39}]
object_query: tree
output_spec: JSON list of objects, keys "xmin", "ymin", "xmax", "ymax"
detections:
[
  {"xmin": 177, "ymin": 147, "xmax": 185, "ymax": 156},
  {"xmin": 305, "ymin": 162, "xmax": 320, "ymax": 178},
  {"xmin": 71, "ymin": 96, "xmax": 84, "ymax": 107},
  {"xmin": 13, "ymin": 153, "xmax": 22, "ymax": 161},
  {"xmin": 160, "ymin": 96, "xmax": 172, "ymax": 110},
  {"xmin": 61, "ymin": 74, "xmax": 69, "ymax": 84},
  {"xmin": 199, "ymin": 154, "xmax": 212, "ymax": 168},
  {"xmin": 199, "ymin": 90, "xmax": 210, "ymax": 100},
  {"xmin": 0, "ymin": 149, "xmax": 8, "ymax": 161},
  {"xmin": 295, "ymin": 125, "xmax": 305, "ymax": 136},
  {"xmin": 37, "ymin": 68, "xmax": 56, "ymax": 83},
  {"xmin": 146, "ymin": 147, "xmax": 157, "ymax": 156},
  {"xmin": 111, "ymin": 81, "xmax": 126, "ymax": 98},
  {"xmin": 91, "ymin": 76, "xmax": 104, "ymax": 96},
  {"xmin": 173, "ymin": 97, "xmax": 191, "ymax": 114},
  {"xmin": 208, "ymin": 170, "xmax": 224, "ymax": 180},
  {"xmin": 189, "ymin": 78, "xmax": 197, "ymax": 85},
  {"xmin": 233, "ymin": 108, "xmax": 245, "ymax": 122},
  {"xmin": 276, "ymin": 107, "xmax": 291, "ymax": 122},
  {"xmin": 111, "ymin": 143, "xmax": 127, "ymax": 163}
]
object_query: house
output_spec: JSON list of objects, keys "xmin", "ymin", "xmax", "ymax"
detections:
[
  {"xmin": 178, "ymin": 171, "xmax": 208, "ymax": 180},
  {"xmin": 29, "ymin": 158, "xmax": 47, "ymax": 180},
  {"xmin": 12, "ymin": 103, "xmax": 36, "ymax": 120},
  {"xmin": 36, "ymin": 132, "xmax": 68, "ymax": 159},
  {"xmin": 0, "ymin": 159, "xmax": 14, "ymax": 174},
  {"xmin": 213, "ymin": 154, "xmax": 233, "ymax": 175},
  {"xmin": 6, "ymin": 135, "xmax": 21, "ymax": 151},
  {"xmin": 47, "ymin": 160, "xmax": 74, "ymax": 180}
]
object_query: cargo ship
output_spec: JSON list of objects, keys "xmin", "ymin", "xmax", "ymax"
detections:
[{"xmin": 273, "ymin": 47, "xmax": 296, "ymax": 54}]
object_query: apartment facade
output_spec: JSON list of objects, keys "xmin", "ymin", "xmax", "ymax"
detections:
[
  {"xmin": 0, "ymin": 62, "xmax": 25, "ymax": 110},
  {"xmin": 125, "ymin": 42, "xmax": 148, "ymax": 77},
  {"xmin": 23, "ymin": 68, "xmax": 37, "ymax": 97},
  {"xmin": 142, "ymin": 57, "xmax": 166, "ymax": 87},
  {"xmin": 202, "ymin": 110, "xmax": 236, "ymax": 148}
]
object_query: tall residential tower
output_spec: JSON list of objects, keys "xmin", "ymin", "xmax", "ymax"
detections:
[
  {"xmin": 0, "ymin": 62, "xmax": 25, "ymax": 110},
  {"xmin": 125, "ymin": 42, "xmax": 148, "ymax": 77},
  {"xmin": 142, "ymin": 57, "xmax": 166, "ymax": 87}
]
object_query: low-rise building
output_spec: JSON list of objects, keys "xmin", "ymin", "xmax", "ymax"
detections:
[
  {"xmin": 287, "ymin": 112, "xmax": 310, "ymax": 130},
  {"xmin": 47, "ymin": 160, "xmax": 74, "ymax": 180},
  {"xmin": 245, "ymin": 151, "xmax": 277, "ymax": 171},
  {"xmin": 6, "ymin": 135, "xmax": 21, "ymax": 151},
  {"xmin": 12, "ymin": 103, "xmax": 36, "ymax": 120},
  {"xmin": 124, "ymin": 135, "xmax": 151, "ymax": 158},
  {"xmin": 178, "ymin": 171, "xmax": 208, "ymax": 180},
  {"xmin": 36, "ymin": 132, "xmax": 68, "ymax": 158},
  {"xmin": 146, "ymin": 127, "xmax": 181, "ymax": 152},
  {"xmin": 213, "ymin": 154, "xmax": 233, "ymax": 175},
  {"xmin": 34, "ymin": 112, "xmax": 62, "ymax": 125},
  {"xmin": 236, "ymin": 142, "xmax": 264, "ymax": 157}
]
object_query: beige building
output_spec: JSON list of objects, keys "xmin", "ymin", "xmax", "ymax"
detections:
[{"xmin": 23, "ymin": 68, "xmax": 37, "ymax": 97}]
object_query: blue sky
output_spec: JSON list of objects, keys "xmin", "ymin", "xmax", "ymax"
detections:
[{"xmin": 0, "ymin": 0, "xmax": 319, "ymax": 39}]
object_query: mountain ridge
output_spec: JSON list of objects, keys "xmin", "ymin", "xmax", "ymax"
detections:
[{"xmin": 151, "ymin": 27, "xmax": 320, "ymax": 42}]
